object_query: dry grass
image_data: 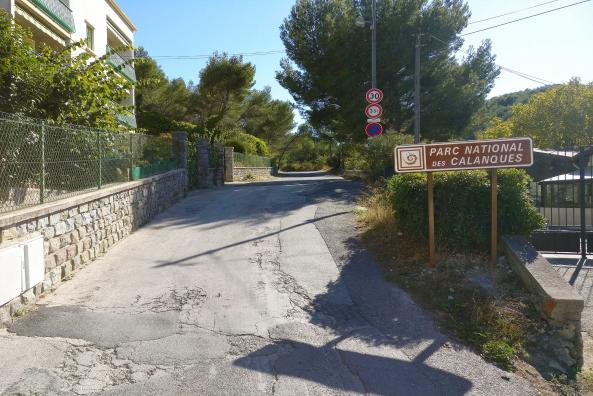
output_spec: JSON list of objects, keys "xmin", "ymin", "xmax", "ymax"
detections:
[{"xmin": 355, "ymin": 185, "xmax": 545, "ymax": 373}]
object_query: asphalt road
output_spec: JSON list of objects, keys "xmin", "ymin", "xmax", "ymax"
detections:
[{"xmin": 0, "ymin": 173, "xmax": 536, "ymax": 395}]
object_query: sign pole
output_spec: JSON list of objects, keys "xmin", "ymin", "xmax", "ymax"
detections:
[
  {"xmin": 427, "ymin": 172, "xmax": 436, "ymax": 267},
  {"xmin": 490, "ymin": 169, "xmax": 498, "ymax": 266}
]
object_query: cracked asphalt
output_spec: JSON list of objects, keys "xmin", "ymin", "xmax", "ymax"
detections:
[{"xmin": 0, "ymin": 173, "xmax": 536, "ymax": 395}]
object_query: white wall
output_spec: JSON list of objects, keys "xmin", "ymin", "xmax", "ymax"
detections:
[
  {"xmin": 0, "ymin": 0, "xmax": 15, "ymax": 16},
  {"xmin": 69, "ymin": 0, "xmax": 134, "ymax": 57}
]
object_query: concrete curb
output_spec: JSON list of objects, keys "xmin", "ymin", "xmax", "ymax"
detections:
[{"xmin": 502, "ymin": 235, "xmax": 584, "ymax": 321}]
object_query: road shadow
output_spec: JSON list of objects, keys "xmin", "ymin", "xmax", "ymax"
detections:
[
  {"xmin": 234, "ymin": 337, "xmax": 472, "ymax": 395},
  {"xmin": 230, "ymin": 179, "xmax": 480, "ymax": 394}
]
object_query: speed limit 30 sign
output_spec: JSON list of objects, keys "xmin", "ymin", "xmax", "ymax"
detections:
[{"xmin": 366, "ymin": 88, "xmax": 383, "ymax": 104}]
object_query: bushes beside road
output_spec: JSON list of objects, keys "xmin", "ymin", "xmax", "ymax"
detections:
[{"xmin": 387, "ymin": 168, "xmax": 544, "ymax": 251}]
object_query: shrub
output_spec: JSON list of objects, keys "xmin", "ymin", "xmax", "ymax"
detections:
[
  {"xmin": 343, "ymin": 132, "xmax": 414, "ymax": 179},
  {"xmin": 387, "ymin": 168, "xmax": 544, "ymax": 251},
  {"xmin": 224, "ymin": 132, "xmax": 270, "ymax": 156}
]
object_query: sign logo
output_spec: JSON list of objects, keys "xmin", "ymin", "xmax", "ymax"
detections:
[
  {"xmin": 394, "ymin": 138, "xmax": 533, "ymax": 173},
  {"xmin": 365, "ymin": 104, "xmax": 383, "ymax": 118},
  {"xmin": 366, "ymin": 88, "xmax": 383, "ymax": 104},
  {"xmin": 397, "ymin": 146, "xmax": 424, "ymax": 171},
  {"xmin": 365, "ymin": 122, "xmax": 383, "ymax": 137}
]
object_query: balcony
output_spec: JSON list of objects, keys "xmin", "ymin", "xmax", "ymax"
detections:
[
  {"xmin": 106, "ymin": 46, "xmax": 136, "ymax": 82},
  {"xmin": 30, "ymin": 0, "xmax": 75, "ymax": 33},
  {"xmin": 117, "ymin": 112, "xmax": 137, "ymax": 129}
]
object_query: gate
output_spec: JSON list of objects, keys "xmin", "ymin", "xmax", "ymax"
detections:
[{"xmin": 528, "ymin": 147, "xmax": 593, "ymax": 284}]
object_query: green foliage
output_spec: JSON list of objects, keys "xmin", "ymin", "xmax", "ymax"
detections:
[
  {"xmin": 344, "ymin": 132, "xmax": 414, "ymax": 179},
  {"xmin": 482, "ymin": 340, "xmax": 516, "ymax": 371},
  {"xmin": 190, "ymin": 53, "xmax": 256, "ymax": 142},
  {"xmin": 476, "ymin": 118, "xmax": 513, "ymax": 140},
  {"xmin": 279, "ymin": 133, "xmax": 331, "ymax": 171},
  {"xmin": 134, "ymin": 47, "xmax": 190, "ymax": 135},
  {"xmin": 240, "ymin": 87, "xmax": 294, "ymax": 150},
  {"xmin": 277, "ymin": 0, "xmax": 499, "ymax": 142},
  {"xmin": 225, "ymin": 131, "xmax": 270, "ymax": 156},
  {"xmin": 0, "ymin": 11, "xmax": 131, "ymax": 129},
  {"xmin": 387, "ymin": 169, "xmax": 544, "ymax": 251},
  {"xmin": 511, "ymin": 79, "xmax": 593, "ymax": 148},
  {"xmin": 467, "ymin": 85, "xmax": 555, "ymax": 136}
]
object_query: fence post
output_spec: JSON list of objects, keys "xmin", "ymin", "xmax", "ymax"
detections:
[
  {"xmin": 97, "ymin": 131, "xmax": 102, "ymax": 189},
  {"xmin": 579, "ymin": 149, "xmax": 587, "ymax": 260},
  {"xmin": 224, "ymin": 147, "xmax": 234, "ymax": 182},
  {"xmin": 40, "ymin": 122, "xmax": 46, "ymax": 204},
  {"xmin": 129, "ymin": 134, "xmax": 133, "ymax": 181}
]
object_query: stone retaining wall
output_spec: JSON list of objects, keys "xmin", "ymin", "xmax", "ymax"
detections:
[
  {"xmin": 0, "ymin": 169, "xmax": 187, "ymax": 325},
  {"xmin": 233, "ymin": 167, "xmax": 274, "ymax": 181}
]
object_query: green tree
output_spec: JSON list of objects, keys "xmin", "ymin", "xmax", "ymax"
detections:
[
  {"xmin": 0, "ymin": 11, "xmax": 131, "ymax": 129},
  {"xmin": 510, "ymin": 79, "xmax": 593, "ymax": 148},
  {"xmin": 189, "ymin": 53, "xmax": 256, "ymax": 142},
  {"xmin": 476, "ymin": 118, "xmax": 513, "ymax": 140},
  {"xmin": 239, "ymin": 87, "xmax": 295, "ymax": 149},
  {"xmin": 277, "ymin": 0, "xmax": 499, "ymax": 142},
  {"xmin": 134, "ymin": 48, "xmax": 190, "ymax": 135}
]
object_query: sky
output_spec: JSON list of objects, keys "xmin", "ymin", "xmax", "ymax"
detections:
[{"xmin": 117, "ymin": 0, "xmax": 593, "ymax": 125}]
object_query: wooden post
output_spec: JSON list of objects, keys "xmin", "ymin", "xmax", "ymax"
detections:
[
  {"xmin": 427, "ymin": 172, "xmax": 436, "ymax": 267},
  {"xmin": 490, "ymin": 169, "xmax": 498, "ymax": 266}
]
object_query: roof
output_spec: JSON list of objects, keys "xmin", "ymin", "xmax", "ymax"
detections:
[
  {"xmin": 533, "ymin": 148, "xmax": 579, "ymax": 158},
  {"xmin": 540, "ymin": 168, "xmax": 593, "ymax": 183},
  {"xmin": 105, "ymin": 0, "xmax": 137, "ymax": 32}
]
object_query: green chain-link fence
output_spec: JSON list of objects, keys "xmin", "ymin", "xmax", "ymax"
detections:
[
  {"xmin": 233, "ymin": 152, "xmax": 271, "ymax": 168},
  {"xmin": 0, "ymin": 114, "xmax": 177, "ymax": 214}
]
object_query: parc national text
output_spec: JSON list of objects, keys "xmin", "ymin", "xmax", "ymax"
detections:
[{"xmin": 429, "ymin": 142, "xmax": 526, "ymax": 167}]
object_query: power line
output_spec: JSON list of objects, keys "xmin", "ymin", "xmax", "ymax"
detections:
[
  {"xmin": 462, "ymin": 0, "xmax": 591, "ymax": 36},
  {"xmin": 150, "ymin": 50, "xmax": 285, "ymax": 60},
  {"xmin": 469, "ymin": 0, "xmax": 564, "ymax": 25},
  {"xmin": 499, "ymin": 66, "xmax": 555, "ymax": 85},
  {"xmin": 428, "ymin": 34, "xmax": 556, "ymax": 86}
]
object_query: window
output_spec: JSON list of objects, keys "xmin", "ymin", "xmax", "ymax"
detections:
[{"xmin": 86, "ymin": 23, "xmax": 94, "ymax": 51}]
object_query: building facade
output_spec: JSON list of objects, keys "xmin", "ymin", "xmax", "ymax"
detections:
[{"xmin": 0, "ymin": 0, "xmax": 137, "ymax": 128}]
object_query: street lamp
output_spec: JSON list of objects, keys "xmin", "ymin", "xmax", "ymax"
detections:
[{"xmin": 355, "ymin": 0, "xmax": 377, "ymax": 89}]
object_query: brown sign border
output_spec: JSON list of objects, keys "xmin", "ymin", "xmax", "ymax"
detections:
[{"xmin": 394, "ymin": 137, "xmax": 533, "ymax": 173}]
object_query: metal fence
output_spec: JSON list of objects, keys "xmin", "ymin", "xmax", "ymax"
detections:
[
  {"xmin": 0, "ymin": 115, "xmax": 177, "ymax": 214},
  {"xmin": 233, "ymin": 152, "xmax": 271, "ymax": 168},
  {"xmin": 527, "ymin": 147, "xmax": 593, "ymax": 257}
]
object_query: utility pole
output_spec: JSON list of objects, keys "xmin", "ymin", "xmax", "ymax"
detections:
[
  {"xmin": 414, "ymin": 32, "xmax": 421, "ymax": 144},
  {"xmin": 371, "ymin": 0, "xmax": 377, "ymax": 89}
]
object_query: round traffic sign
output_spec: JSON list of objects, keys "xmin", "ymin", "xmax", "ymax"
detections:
[
  {"xmin": 366, "ymin": 88, "xmax": 383, "ymax": 104},
  {"xmin": 365, "ymin": 103, "xmax": 383, "ymax": 118},
  {"xmin": 365, "ymin": 122, "xmax": 383, "ymax": 137}
]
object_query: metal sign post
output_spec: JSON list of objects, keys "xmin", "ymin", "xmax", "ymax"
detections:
[
  {"xmin": 394, "ymin": 138, "xmax": 534, "ymax": 266},
  {"xmin": 490, "ymin": 169, "xmax": 498, "ymax": 266},
  {"xmin": 427, "ymin": 172, "xmax": 436, "ymax": 267}
]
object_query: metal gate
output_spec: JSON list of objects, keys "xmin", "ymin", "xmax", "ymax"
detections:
[{"xmin": 528, "ymin": 147, "xmax": 593, "ymax": 284}]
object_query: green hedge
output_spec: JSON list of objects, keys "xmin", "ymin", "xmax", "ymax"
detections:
[{"xmin": 387, "ymin": 169, "xmax": 544, "ymax": 251}]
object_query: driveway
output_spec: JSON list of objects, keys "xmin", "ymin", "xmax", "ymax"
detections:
[{"xmin": 0, "ymin": 173, "xmax": 535, "ymax": 395}]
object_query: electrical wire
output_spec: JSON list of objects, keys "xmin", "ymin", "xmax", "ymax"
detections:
[
  {"xmin": 428, "ymin": 34, "xmax": 556, "ymax": 86},
  {"xmin": 468, "ymin": 0, "xmax": 564, "ymax": 25},
  {"xmin": 462, "ymin": 0, "xmax": 591, "ymax": 36},
  {"xmin": 150, "ymin": 50, "xmax": 285, "ymax": 60}
]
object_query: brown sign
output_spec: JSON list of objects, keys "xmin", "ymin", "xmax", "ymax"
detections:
[{"xmin": 394, "ymin": 138, "xmax": 533, "ymax": 173}]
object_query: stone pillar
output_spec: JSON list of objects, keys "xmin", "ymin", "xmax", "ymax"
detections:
[
  {"xmin": 172, "ymin": 131, "xmax": 188, "ymax": 192},
  {"xmin": 224, "ymin": 147, "xmax": 234, "ymax": 182},
  {"xmin": 196, "ymin": 139, "xmax": 210, "ymax": 188}
]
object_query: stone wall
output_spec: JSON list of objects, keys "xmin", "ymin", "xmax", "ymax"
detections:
[
  {"xmin": 233, "ymin": 167, "xmax": 274, "ymax": 181},
  {"xmin": 0, "ymin": 169, "xmax": 187, "ymax": 325}
]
